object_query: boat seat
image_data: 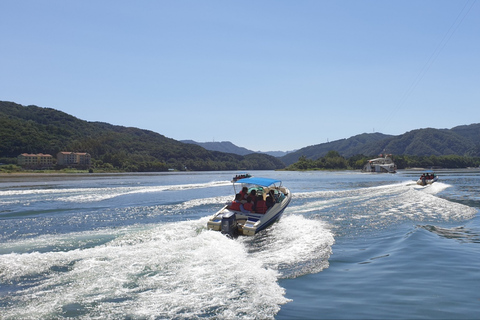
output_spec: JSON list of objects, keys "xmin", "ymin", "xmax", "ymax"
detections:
[{"xmin": 244, "ymin": 217, "xmax": 258, "ymax": 228}]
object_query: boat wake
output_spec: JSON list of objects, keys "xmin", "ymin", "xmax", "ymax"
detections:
[
  {"xmin": 242, "ymin": 215, "xmax": 335, "ymax": 278},
  {"xmin": 0, "ymin": 180, "xmax": 231, "ymax": 204},
  {"xmin": 290, "ymin": 181, "xmax": 477, "ymax": 236},
  {"xmin": 0, "ymin": 214, "xmax": 334, "ymax": 319},
  {"xmin": 1, "ymin": 176, "xmax": 476, "ymax": 319}
]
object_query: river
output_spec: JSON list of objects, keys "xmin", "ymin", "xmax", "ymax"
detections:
[{"xmin": 1, "ymin": 169, "xmax": 479, "ymax": 319}]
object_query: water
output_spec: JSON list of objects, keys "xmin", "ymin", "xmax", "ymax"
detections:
[{"xmin": 0, "ymin": 170, "xmax": 479, "ymax": 319}]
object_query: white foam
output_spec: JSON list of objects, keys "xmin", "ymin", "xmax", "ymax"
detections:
[
  {"xmin": 243, "ymin": 215, "xmax": 335, "ymax": 278},
  {"xmin": 290, "ymin": 181, "xmax": 477, "ymax": 230},
  {"xmin": 1, "ymin": 177, "xmax": 475, "ymax": 318},
  {"xmin": 419, "ymin": 181, "xmax": 450, "ymax": 194},
  {"xmin": 0, "ymin": 181, "xmax": 232, "ymax": 203},
  {"xmin": 0, "ymin": 216, "xmax": 334, "ymax": 319}
]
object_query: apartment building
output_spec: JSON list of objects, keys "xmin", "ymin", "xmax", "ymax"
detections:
[
  {"xmin": 17, "ymin": 153, "xmax": 54, "ymax": 169},
  {"xmin": 57, "ymin": 152, "xmax": 91, "ymax": 168}
]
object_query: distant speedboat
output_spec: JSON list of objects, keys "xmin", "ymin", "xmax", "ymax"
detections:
[
  {"xmin": 362, "ymin": 155, "xmax": 397, "ymax": 173},
  {"xmin": 231, "ymin": 172, "xmax": 252, "ymax": 182},
  {"xmin": 417, "ymin": 171, "xmax": 438, "ymax": 185},
  {"xmin": 207, "ymin": 177, "xmax": 292, "ymax": 237}
]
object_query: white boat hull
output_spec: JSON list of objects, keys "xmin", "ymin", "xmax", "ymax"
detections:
[
  {"xmin": 362, "ymin": 155, "xmax": 397, "ymax": 173},
  {"xmin": 417, "ymin": 176, "xmax": 438, "ymax": 185},
  {"xmin": 207, "ymin": 188, "xmax": 292, "ymax": 236}
]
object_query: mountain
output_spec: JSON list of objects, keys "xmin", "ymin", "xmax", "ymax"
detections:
[
  {"xmin": 3, "ymin": 100, "xmax": 479, "ymax": 170},
  {"xmin": 181, "ymin": 140, "xmax": 292, "ymax": 157},
  {"xmin": 280, "ymin": 132, "xmax": 392, "ymax": 165},
  {"xmin": 363, "ymin": 127, "xmax": 478, "ymax": 157},
  {"xmin": 261, "ymin": 150, "xmax": 291, "ymax": 157},
  {"xmin": 181, "ymin": 140, "xmax": 254, "ymax": 156},
  {"xmin": 280, "ymin": 126, "xmax": 480, "ymax": 166},
  {"xmin": 0, "ymin": 101, "xmax": 285, "ymax": 171},
  {"xmin": 450, "ymin": 123, "xmax": 480, "ymax": 143}
]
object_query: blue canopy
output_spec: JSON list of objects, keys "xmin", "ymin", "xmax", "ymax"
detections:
[{"xmin": 235, "ymin": 177, "xmax": 281, "ymax": 187}]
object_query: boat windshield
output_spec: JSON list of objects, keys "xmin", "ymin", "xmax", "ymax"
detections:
[{"xmin": 234, "ymin": 177, "xmax": 281, "ymax": 187}]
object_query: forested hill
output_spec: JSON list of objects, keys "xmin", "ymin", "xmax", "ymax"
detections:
[
  {"xmin": 0, "ymin": 101, "xmax": 285, "ymax": 171},
  {"xmin": 3, "ymin": 100, "xmax": 479, "ymax": 171},
  {"xmin": 281, "ymin": 125, "xmax": 480, "ymax": 166},
  {"xmin": 280, "ymin": 132, "xmax": 392, "ymax": 165}
]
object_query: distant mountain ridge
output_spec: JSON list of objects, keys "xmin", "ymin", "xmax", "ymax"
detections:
[
  {"xmin": 181, "ymin": 140, "xmax": 291, "ymax": 157},
  {"xmin": 280, "ymin": 125, "xmax": 480, "ymax": 165},
  {"xmin": 181, "ymin": 140, "xmax": 253, "ymax": 156},
  {"xmin": 184, "ymin": 124, "xmax": 480, "ymax": 166},
  {"xmin": 2, "ymin": 100, "xmax": 479, "ymax": 170},
  {"xmin": 280, "ymin": 132, "xmax": 392, "ymax": 165}
]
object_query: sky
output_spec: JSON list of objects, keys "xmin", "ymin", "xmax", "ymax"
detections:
[{"xmin": 1, "ymin": 1, "xmax": 479, "ymax": 152}]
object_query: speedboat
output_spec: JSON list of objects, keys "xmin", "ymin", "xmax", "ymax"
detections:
[
  {"xmin": 232, "ymin": 172, "xmax": 252, "ymax": 182},
  {"xmin": 207, "ymin": 177, "xmax": 292, "ymax": 237},
  {"xmin": 362, "ymin": 154, "xmax": 397, "ymax": 173},
  {"xmin": 417, "ymin": 171, "xmax": 438, "ymax": 185}
]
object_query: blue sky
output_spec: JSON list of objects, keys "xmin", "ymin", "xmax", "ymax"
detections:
[{"xmin": 1, "ymin": 1, "xmax": 479, "ymax": 152}]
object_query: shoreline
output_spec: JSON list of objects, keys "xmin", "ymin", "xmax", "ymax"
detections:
[{"xmin": 0, "ymin": 171, "xmax": 196, "ymax": 179}]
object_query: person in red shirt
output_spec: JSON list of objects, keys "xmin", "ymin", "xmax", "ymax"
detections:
[
  {"xmin": 241, "ymin": 196, "xmax": 254, "ymax": 213},
  {"xmin": 228, "ymin": 193, "xmax": 242, "ymax": 211},
  {"xmin": 239, "ymin": 187, "xmax": 249, "ymax": 202},
  {"xmin": 254, "ymin": 195, "xmax": 268, "ymax": 214}
]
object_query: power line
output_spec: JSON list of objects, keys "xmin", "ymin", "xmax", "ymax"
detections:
[{"xmin": 384, "ymin": 0, "xmax": 476, "ymax": 124}]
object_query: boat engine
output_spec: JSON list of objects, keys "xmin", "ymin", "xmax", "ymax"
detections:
[{"xmin": 221, "ymin": 211, "xmax": 238, "ymax": 238}]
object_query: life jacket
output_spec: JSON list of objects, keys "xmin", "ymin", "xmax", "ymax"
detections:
[
  {"xmin": 243, "ymin": 202, "xmax": 253, "ymax": 212},
  {"xmin": 229, "ymin": 201, "xmax": 241, "ymax": 211},
  {"xmin": 255, "ymin": 200, "xmax": 268, "ymax": 214},
  {"xmin": 239, "ymin": 190, "xmax": 248, "ymax": 200}
]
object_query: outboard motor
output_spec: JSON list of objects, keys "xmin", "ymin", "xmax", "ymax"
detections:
[{"xmin": 221, "ymin": 211, "xmax": 238, "ymax": 238}]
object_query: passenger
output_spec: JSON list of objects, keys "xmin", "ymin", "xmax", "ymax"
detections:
[
  {"xmin": 228, "ymin": 193, "xmax": 242, "ymax": 211},
  {"xmin": 266, "ymin": 190, "xmax": 276, "ymax": 208},
  {"xmin": 249, "ymin": 189, "xmax": 257, "ymax": 203},
  {"xmin": 421, "ymin": 174, "xmax": 426, "ymax": 184},
  {"xmin": 241, "ymin": 196, "xmax": 254, "ymax": 213},
  {"xmin": 254, "ymin": 194, "xmax": 268, "ymax": 214},
  {"xmin": 239, "ymin": 186, "xmax": 249, "ymax": 202}
]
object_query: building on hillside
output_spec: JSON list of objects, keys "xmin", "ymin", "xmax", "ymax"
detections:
[
  {"xmin": 17, "ymin": 153, "xmax": 54, "ymax": 169},
  {"xmin": 57, "ymin": 152, "xmax": 91, "ymax": 168}
]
